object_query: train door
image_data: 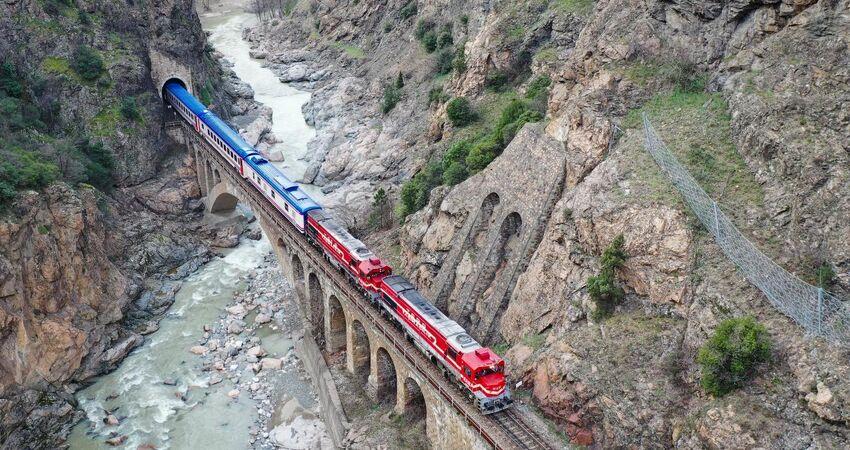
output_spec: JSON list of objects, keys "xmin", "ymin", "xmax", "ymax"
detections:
[
  {"xmin": 194, "ymin": 116, "xmax": 201, "ymax": 133},
  {"xmin": 238, "ymin": 158, "xmax": 244, "ymax": 176}
]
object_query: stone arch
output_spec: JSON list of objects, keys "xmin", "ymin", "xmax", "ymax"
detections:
[
  {"xmin": 326, "ymin": 294, "xmax": 346, "ymax": 354},
  {"xmin": 213, "ymin": 168, "xmax": 222, "ymax": 185},
  {"xmin": 291, "ymin": 254, "xmax": 305, "ymax": 294},
  {"xmin": 205, "ymin": 160, "xmax": 214, "ymax": 194},
  {"xmin": 207, "ymin": 182, "xmax": 238, "ymax": 213},
  {"xmin": 374, "ymin": 347, "xmax": 397, "ymax": 407},
  {"xmin": 276, "ymin": 237, "xmax": 289, "ymax": 259},
  {"xmin": 400, "ymin": 376, "xmax": 427, "ymax": 421},
  {"xmin": 308, "ymin": 272, "xmax": 325, "ymax": 346},
  {"xmin": 348, "ymin": 319, "xmax": 370, "ymax": 384}
]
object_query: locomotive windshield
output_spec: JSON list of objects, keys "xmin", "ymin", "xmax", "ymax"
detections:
[{"xmin": 475, "ymin": 366, "xmax": 503, "ymax": 378}]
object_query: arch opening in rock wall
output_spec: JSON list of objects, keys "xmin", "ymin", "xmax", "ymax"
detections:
[
  {"xmin": 471, "ymin": 211, "xmax": 523, "ymax": 337},
  {"xmin": 308, "ymin": 272, "xmax": 325, "ymax": 347},
  {"xmin": 375, "ymin": 347, "xmax": 397, "ymax": 407},
  {"xmin": 326, "ymin": 294, "xmax": 346, "ymax": 355},
  {"xmin": 438, "ymin": 192, "xmax": 501, "ymax": 311},
  {"xmin": 349, "ymin": 319, "xmax": 370, "ymax": 384},
  {"xmin": 209, "ymin": 190, "xmax": 238, "ymax": 213}
]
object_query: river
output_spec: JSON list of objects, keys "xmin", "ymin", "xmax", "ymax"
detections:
[{"xmin": 67, "ymin": 6, "xmax": 326, "ymax": 449}]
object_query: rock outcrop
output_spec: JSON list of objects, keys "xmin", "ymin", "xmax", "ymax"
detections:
[{"xmin": 243, "ymin": 0, "xmax": 850, "ymax": 447}]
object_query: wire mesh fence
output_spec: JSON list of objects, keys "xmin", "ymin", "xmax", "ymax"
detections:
[{"xmin": 641, "ymin": 113, "xmax": 849, "ymax": 345}]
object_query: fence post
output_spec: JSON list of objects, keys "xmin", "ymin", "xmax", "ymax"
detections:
[
  {"xmin": 818, "ymin": 288, "xmax": 824, "ymax": 336},
  {"xmin": 712, "ymin": 201, "xmax": 720, "ymax": 238}
]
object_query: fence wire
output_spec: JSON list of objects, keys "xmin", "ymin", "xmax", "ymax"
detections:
[{"xmin": 641, "ymin": 113, "xmax": 849, "ymax": 345}]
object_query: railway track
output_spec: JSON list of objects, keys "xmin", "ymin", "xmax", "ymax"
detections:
[
  {"xmin": 182, "ymin": 123, "xmax": 556, "ymax": 450},
  {"xmin": 490, "ymin": 408, "xmax": 558, "ymax": 450}
]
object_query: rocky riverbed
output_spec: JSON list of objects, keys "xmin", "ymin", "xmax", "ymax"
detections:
[{"xmin": 68, "ymin": 220, "xmax": 330, "ymax": 449}]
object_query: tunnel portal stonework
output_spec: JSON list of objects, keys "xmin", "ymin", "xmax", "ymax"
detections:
[
  {"xmin": 185, "ymin": 130, "xmax": 495, "ymax": 449},
  {"xmin": 150, "ymin": 48, "xmax": 194, "ymax": 97}
]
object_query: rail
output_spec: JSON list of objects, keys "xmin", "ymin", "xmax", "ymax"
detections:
[{"xmin": 181, "ymin": 123, "xmax": 553, "ymax": 449}]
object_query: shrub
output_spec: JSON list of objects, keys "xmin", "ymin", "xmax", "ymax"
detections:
[
  {"xmin": 452, "ymin": 46, "xmax": 467, "ymax": 73},
  {"xmin": 414, "ymin": 19, "xmax": 434, "ymax": 40},
  {"xmin": 0, "ymin": 62, "xmax": 23, "ymax": 98},
  {"xmin": 421, "ymin": 31, "xmax": 438, "ymax": 53},
  {"xmin": 526, "ymin": 74, "xmax": 551, "ymax": 101},
  {"xmin": 398, "ymin": 162, "xmax": 442, "ymax": 219},
  {"xmin": 446, "ymin": 97, "xmax": 474, "ymax": 127},
  {"xmin": 697, "ymin": 316, "xmax": 771, "ymax": 397},
  {"xmin": 381, "ymin": 84, "xmax": 401, "ymax": 114},
  {"xmin": 76, "ymin": 138, "xmax": 114, "ymax": 190},
  {"xmin": 427, "ymin": 88, "xmax": 448, "ymax": 106},
  {"xmin": 399, "ymin": 1, "xmax": 417, "ymax": 20},
  {"xmin": 459, "ymin": 14, "xmax": 469, "ymax": 26},
  {"xmin": 465, "ymin": 136, "xmax": 499, "ymax": 173},
  {"xmin": 71, "ymin": 46, "xmax": 105, "ymax": 81},
  {"xmin": 434, "ymin": 49, "xmax": 454, "ymax": 75},
  {"xmin": 383, "ymin": 22, "xmax": 393, "ymax": 33},
  {"xmin": 0, "ymin": 180, "xmax": 15, "ymax": 208},
  {"xmin": 587, "ymin": 234, "xmax": 627, "ymax": 320},
  {"xmin": 120, "ymin": 97, "xmax": 141, "ymax": 121},
  {"xmin": 484, "ymin": 70, "xmax": 509, "ymax": 92},
  {"xmin": 395, "ymin": 72, "xmax": 405, "ymax": 89},
  {"xmin": 438, "ymin": 28, "xmax": 453, "ymax": 49},
  {"xmin": 816, "ymin": 262, "xmax": 836, "ymax": 289},
  {"xmin": 79, "ymin": 10, "xmax": 91, "ymax": 26}
]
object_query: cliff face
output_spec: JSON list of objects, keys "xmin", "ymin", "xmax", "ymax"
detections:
[
  {"xmin": 0, "ymin": 0, "xmax": 227, "ymax": 447},
  {"xmin": 244, "ymin": 0, "xmax": 849, "ymax": 447}
]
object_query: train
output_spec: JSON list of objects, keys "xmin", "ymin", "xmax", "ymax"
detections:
[{"xmin": 164, "ymin": 80, "xmax": 512, "ymax": 414}]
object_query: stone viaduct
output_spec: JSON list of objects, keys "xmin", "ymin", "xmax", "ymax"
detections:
[{"xmin": 165, "ymin": 120, "xmax": 523, "ymax": 450}]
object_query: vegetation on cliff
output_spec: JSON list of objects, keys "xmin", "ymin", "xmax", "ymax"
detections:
[{"xmin": 697, "ymin": 316, "xmax": 772, "ymax": 397}]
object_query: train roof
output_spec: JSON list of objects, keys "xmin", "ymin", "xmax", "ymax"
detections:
[
  {"xmin": 250, "ymin": 157, "xmax": 321, "ymax": 214},
  {"xmin": 165, "ymin": 81, "xmax": 255, "ymax": 158},
  {"xmin": 382, "ymin": 275, "xmax": 480, "ymax": 352},
  {"xmin": 308, "ymin": 210, "xmax": 375, "ymax": 260}
]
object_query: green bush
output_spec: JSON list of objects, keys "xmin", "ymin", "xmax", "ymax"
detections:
[
  {"xmin": 399, "ymin": 1, "xmax": 417, "ymax": 20},
  {"xmin": 398, "ymin": 161, "xmax": 443, "ymax": 219},
  {"xmin": 525, "ymin": 74, "xmax": 551, "ymax": 112},
  {"xmin": 414, "ymin": 19, "xmax": 434, "ymax": 40},
  {"xmin": 0, "ymin": 180, "xmax": 15, "ymax": 207},
  {"xmin": 428, "ymin": 88, "xmax": 448, "ymax": 106},
  {"xmin": 587, "ymin": 234, "xmax": 627, "ymax": 320},
  {"xmin": 459, "ymin": 15, "xmax": 469, "ymax": 26},
  {"xmin": 421, "ymin": 31, "xmax": 438, "ymax": 53},
  {"xmin": 446, "ymin": 97, "xmax": 474, "ymax": 127},
  {"xmin": 434, "ymin": 49, "xmax": 454, "ymax": 75},
  {"xmin": 816, "ymin": 262, "xmax": 836, "ymax": 289},
  {"xmin": 697, "ymin": 316, "xmax": 771, "ymax": 397},
  {"xmin": 395, "ymin": 72, "xmax": 405, "ymax": 89},
  {"xmin": 465, "ymin": 136, "xmax": 499, "ymax": 173},
  {"xmin": 484, "ymin": 70, "xmax": 509, "ymax": 92},
  {"xmin": 438, "ymin": 26, "xmax": 453, "ymax": 49},
  {"xmin": 452, "ymin": 46, "xmax": 467, "ymax": 73},
  {"xmin": 381, "ymin": 84, "xmax": 402, "ymax": 114},
  {"xmin": 0, "ymin": 62, "xmax": 23, "ymax": 98},
  {"xmin": 383, "ymin": 22, "xmax": 393, "ymax": 33},
  {"xmin": 120, "ymin": 97, "xmax": 141, "ymax": 121},
  {"xmin": 76, "ymin": 138, "xmax": 114, "ymax": 190},
  {"xmin": 79, "ymin": 10, "xmax": 91, "ymax": 26},
  {"xmin": 71, "ymin": 46, "xmax": 105, "ymax": 81}
]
